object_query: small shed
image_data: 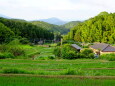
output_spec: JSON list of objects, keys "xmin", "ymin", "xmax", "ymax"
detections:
[{"xmin": 71, "ymin": 44, "xmax": 82, "ymax": 52}]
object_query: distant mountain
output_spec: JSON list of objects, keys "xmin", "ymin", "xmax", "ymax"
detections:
[
  {"xmin": 31, "ymin": 21, "xmax": 69, "ymax": 34},
  {"xmin": 0, "ymin": 14, "xmax": 11, "ymax": 19},
  {"xmin": 38, "ymin": 17, "xmax": 67, "ymax": 25},
  {"xmin": 62, "ymin": 21, "xmax": 81, "ymax": 29}
]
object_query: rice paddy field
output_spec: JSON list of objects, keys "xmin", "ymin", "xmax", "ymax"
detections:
[{"xmin": 0, "ymin": 59, "xmax": 115, "ymax": 86}]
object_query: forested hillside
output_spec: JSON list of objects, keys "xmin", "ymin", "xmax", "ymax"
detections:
[
  {"xmin": 64, "ymin": 12, "xmax": 115, "ymax": 44},
  {"xmin": 0, "ymin": 17, "xmax": 54, "ymax": 43},
  {"xmin": 62, "ymin": 21, "xmax": 81, "ymax": 30},
  {"xmin": 31, "ymin": 21, "xmax": 69, "ymax": 34}
]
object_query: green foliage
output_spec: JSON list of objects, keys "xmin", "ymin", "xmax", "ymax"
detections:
[
  {"xmin": 0, "ymin": 39, "xmax": 25, "ymax": 58},
  {"xmin": 3, "ymin": 68, "xmax": 28, "ymax": 74},
  {"xmin": 48, "ymin": 56, "xmax": 55, "ymax": 59},
  {"xmin": 9, "ymin": 46, "xmax": 25, "ymax": 56},
  {"xmin": 0, "ymin": 22, "xmax": 14, "ymax": 43},
  {"xmin": 0, "ymin": 52, "xmax": 14, "ymax": 59},
  {"xmin": 0, "ymin": 76, "xmax": 115, "ymax": 86},
  {"xmin": 64, "ymin": 50, "xmax": 77, "ymax": 59},
  {"xmin": 0, "ymin": 17, "xmax": 54, "ymax": 43},
  {"xmin": 81, "ymin": 49, "xmax": 93, "ymax": 55},
  {"xmin": 99, "ymin": 54, "xmax": 115, "ymax": 61},
  {"xmin": 54, "ymin": 44, "xmax": 78, "ymax": 59},
  {"xmin": 65, "ymin": 12, "xmax": 115, "ymax": 44},
  {"xmin": 88, "ymin": 53, "xmax": 95, "ymax": 59},
  {"xmin": 81, "ymin": 49, "xmax": 94, "ymax": 59},
  {"xmin": 31, "ymin": 21, "xmax": 69, "ymax": 34},
  {"xmin": 53, "ymin": 47, "xmax": 61, "ymax": 57},
  {"xmin": 61, "ymin": 21, "xmax": 81, "ymax": 29},
  {"xmin": 20, "ymin": 38, "xmax": 29, "ymax": 44},
  {"xmin": 37, "ymin": 55, "xmax": 55, "ymax": 60},
  {"xmin": 63, "ymin": 68, "xmax": 77, "ymax": 75}
]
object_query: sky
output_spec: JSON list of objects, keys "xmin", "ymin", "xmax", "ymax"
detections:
[{"xmin": 0, "ymin": 0, "xmax": 115, "ymax": 21}]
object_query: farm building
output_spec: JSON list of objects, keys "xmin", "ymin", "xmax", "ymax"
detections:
[
  {"xmin": 71, "ymin": 44, "xmax": 82, "ymax": 52},
  {"xmin": 90, "ymin": 43, "xmax": 115, "ymax": 55}
]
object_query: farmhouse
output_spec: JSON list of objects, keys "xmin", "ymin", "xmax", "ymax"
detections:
[
  {"xmin": 71, "ymin": 44, "xmax": 82, "ymax": 52},
  {"xmin": 90, "ymin": 43, "xmax": 115, "ymax": 55}
]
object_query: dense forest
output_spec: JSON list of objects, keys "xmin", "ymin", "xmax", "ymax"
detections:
[
  {"xmin": 0, "ymin": 17, "xmax": 54, "ymax": 43},
  {"xmin": 64, "ymin": 12, "xmax": 115, "ymax": 44},
  {"xmin": 31, "ymin": 21, "xmax": 69, "ymax": 34},
  {"xmin": 61, "ymin": 21, "xmax": 81, "ymax": 30}
]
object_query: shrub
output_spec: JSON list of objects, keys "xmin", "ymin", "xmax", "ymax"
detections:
[
  {"xmin": 0, "ymin": 52, "xmax": 14, "ymax": 59},
  {"xmin": 100, "ymin": 54, "xmax": 115, "ymax": 61},
  {"xmin": 80, "ymin": 49, "xmax": 94, "ymax": 59},
  {"xmin": 64, "ymin": 50, "xmax": 77, "ymax": 59},
  {"xmin": 81, "ymin": 49, "xmax": 93, "ymax": 55},
  {"xmin": 61, "ymin": 44, "xmax": 78, "ymax": 59},
  {"xmin": 88, "ymin": 53, "xmax": 95, "ymax": 59},
  {"xmin": 20, "ymin": 38, "xmax": 29, "ymax": 44},
  {"xmin": 63, "ymin": 68, "xmax": 84, "ymax": 75},
  {"xmin": 54, "ymin": 44, "xmax": 78, "ymax": 59},
  {"xmin": 79, "ymin": 53, "xmax": 86, "ymax": 58},
  {"xmin": 3, "ymin": 68, "xmax": 27, "ymax": 74},
  {"xmin": 9, "ymin": 46, "xmax": 25, "ymax": 56},
  {"xmin": 48, "ymin": 56, "xmax": 55, "ymax": 59},
  {"xmin": 63, "ymin": 68, "xmax": 76, "ymax": 75},
  {"xmin": 53, "ymin": 47, "xmax": 61, "ymax": 57}
]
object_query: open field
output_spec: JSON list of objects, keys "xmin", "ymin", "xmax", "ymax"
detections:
[
  {"xmin": 0, "ymin": 59, "xmax": 115, "ymax": 76},
  {"xmin": 16, "ymin": 45, "xmax": 55, "ymax": 59},
  {"xmin": 0, "ymin": 59, "xmax": 115, "ymax": 86},
  {"xmin": 0, "ymin": 74, "xmax": 115, "ymax": 86}
]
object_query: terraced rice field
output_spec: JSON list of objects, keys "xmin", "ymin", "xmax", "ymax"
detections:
[{"xmin": 0, "ymin": 59, "xmax": 115, "ymax": 86}]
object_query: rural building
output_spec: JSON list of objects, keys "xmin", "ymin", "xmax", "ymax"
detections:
[
  {"xmin": 90, "ymin": 43, "xmax": 115, "ymax": 55},
  {"xmin": 71, "ymin": 44, "xmax": 82, "ymax": 52}
]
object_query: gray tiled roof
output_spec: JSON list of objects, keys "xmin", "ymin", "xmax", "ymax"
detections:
[
  {"xmin": 103, "ymin": 46, "xmax": 115, "ymax": 52},
  {"xmin": 90, "ymin": 43, "xmax": 115, "ymax": 52},
  {"xmin": 90, "ymin": 43, "xmax": 109, "ymax": 51},
  {"xmin": 71, "ymin": 44, "xmax": 82, "ymax": 50}
]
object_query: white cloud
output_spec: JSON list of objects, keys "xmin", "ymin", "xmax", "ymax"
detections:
[{"xmin": 0, "ymin": 0, "xmax": 115, "ymax": 20}]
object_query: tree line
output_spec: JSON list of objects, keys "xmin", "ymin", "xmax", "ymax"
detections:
[
  {"xmin": 64, "ymin": 12, "xmax": 115, "ymax": 44},
  {"xmin": 0, "ymin": 17, "xmax": 54, "ymax": 43}
]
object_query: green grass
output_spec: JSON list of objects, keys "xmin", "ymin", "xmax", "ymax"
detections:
[
  {"xmin": 0, "ymin": 59, "xmax": 115, "ymax": 76},
  {"xmin": 0, "ymin": 75, "xmax": 114, "ymax": 86},
  {"xmin": 0, "ymin": 59, "xmax": 115, "ymax": 86},
  {"xmin": 15, "ymin": 45, "xmax": 55, "ymax": 59}
]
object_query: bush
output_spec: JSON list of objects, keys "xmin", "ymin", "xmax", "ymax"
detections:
[
  {"xmin": 3, "ymin": 68, "xmax": 27, "ymax": 74},
  {"xmin": 48, "ymin": 56, "xmax": 55, "ymax": 59},
  {"xmin": 0, "ymin": 39, "xmax": 25, "ymax": 57},
  {"xmin": 61, "ymin": 44, "xmax": 78, "ymax": 59},
  {"xmin": 10, "ymin": 46, "xmax": 25, "ymax": 56},
  {"xmin": 99, "ymin": 54, "xmax": 115, "ymax": 61},
  {"xmin": 88, "ymin": 53, "xmax": 95, "ymax": 59},
  {"xmin": 54, "ymin": 44, "xmax": 78, "ymax": 59},
  {"xmin": 20, "ymin": 38, "xmax": 29, "ymax": 44},
  {"xmin": 80, "ymin": 49, "xmax": 94, "ymax": 59},
  {"xmin": 81, "ymin": 49, "xmax": 93, "ymax": 55},
  {"xmin": 64, "ymin": 50, "xmax": 77, "ymax": 59},
  {"xmin": 53, "ymin": 47, "xmax": 61, "ymax": 57},
  {"xmin": 63, "ymin": 68, "xmax": 84, "ymax": 75},
  {"xmin": 0, "ymin": 52, "xmax": 14, "ymax": 59},
  {"xmin": 63, "ymin": 68, "xmax": 76, "ymax": 75},
  {"xmin": 79, "ymin": 53, "xmax": 86, "ymax": 58}
]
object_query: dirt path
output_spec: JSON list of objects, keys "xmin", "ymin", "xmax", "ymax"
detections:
[
  {"xmin": 84, "ymin": 68, "xmax": 115, "ymax": 70},
  {"xmin": 0, "ymin": 74, "xmax": 115, "ymax": 79}
]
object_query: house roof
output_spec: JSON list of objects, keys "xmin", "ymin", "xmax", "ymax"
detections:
[
  {"xmin": 90, "ymin": 43, "xmax": 115, "ymax": 52},
  {"xmin": 71, "ymin": 44, "xmax": 82, "ymax": 50},
  {"xmin": 103, "ymin": 46, "xmax": 115, "ymax": 52}
]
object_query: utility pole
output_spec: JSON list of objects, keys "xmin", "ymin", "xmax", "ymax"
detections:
[{"xmin": 61, "ymin": 38, "xmax": 63, "ymax": 58}]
